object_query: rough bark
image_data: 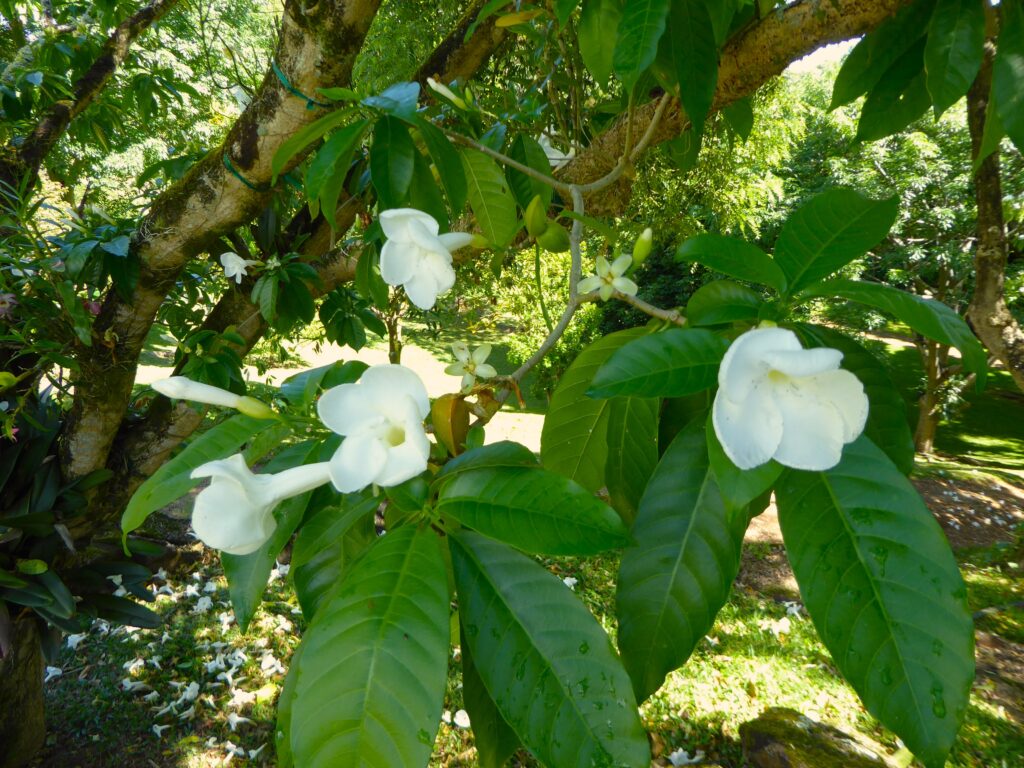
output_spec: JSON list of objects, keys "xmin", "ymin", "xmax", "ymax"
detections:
[
  {"xmin": 559, "ymin": 0, "xmax": 915, "ymax": 213},
  {"xmin": 0, "ymin": 0, "xmax": 183, "ymax": 193},
  {"xmin": 0, "ymin": 616, "xmax": 45, "ymax": 768},
  {"xmin": 966, "ymin": 44, "xmax": 1024, "ymax": 390},
  {"xmin": 412, "ymin": 0, "xmax": 509, "ymax": 87},
  {"xmin": 60, "ymin": 0, "xmax": 384, "ymax": 523}
]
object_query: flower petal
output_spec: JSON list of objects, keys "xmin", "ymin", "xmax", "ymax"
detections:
[
  {"xmin": 612, "ymin": 276, "xmax": 638, "ymax": 296},
  {"xmin": 380, "ymin": 208, "xmax": 439, "ymax": 240},
  {"xmin": 438, "ymin": 232, "xmax": 474, "ymax": 253},
  {"xmin": 771, "ymin": 385, "xmax": 846, "ymax": 470},
  {"xmin": 192, "ymin": 481, "xmax": 275, "ymax": 555},
  {"xmin": 359, "ymin": 365, "xmax": 430, "ymax": 418},
  {"xmin": 379, "ymin": 239, "xmax": 417, "ymax": 286},
  {"xmin": 799, "ymin": 369, "xmax": 869, "ymax": 443},
  {"xmin": 451, "ymin": 341, "xmax": 470, "ymax": 363},
  {"xmin": 475, "ymin": 363, "xmax": 497, "ymax": 379},
  {"xmin": 599, "ymin": 283, "xmax": 614, "ymax": 301},
  {"xmin": 762, "ymin": 348, "xmax": 843, "ymax": 378},
  {"xmin": 577, "ymin": 276, "xmax": 601, "ymax": 294},
  {"xmin": 471, "ymin": 344, "xmax": 492, "ymax": 364},
  {"xmin": 329, "ymin": 432, "xmax": 388, "ymax": 493},
  {"xmin": 317, "ymin": 382, "xmax": 383, "ymax": 435},
  {"xmin": 610, "ymin": 253, "xmax": 633, "ymax": 277},
  {"xmin": 445, "ymin": 362, "xmax": 467, "ymax": 376},
  {"xmin": 403, "ymin": 268, "xmax": 443, "ymax": 310},
  {"xmin": 375, "ymin": 423, "xmax": 430, "ymax": 487},
  {"xmin": 461, "ymin": 373, "xmax": 475, "ymax": 391},
  {"xmin": 595, "ymin": 256, "xmax": 611, "ymax": 277},
  {"xmin": 718, "ymin": 327, "xmax": 801, "ymax": 402},
  {"xmin": 712, "ymin": 386, "xmax": 783, "ymax": 470}
]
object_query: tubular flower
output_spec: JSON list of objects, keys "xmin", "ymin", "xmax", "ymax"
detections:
[
  {"xmin": 378, "ymin": 209, "xmax": 473, "ymax": 310},
  {"xmin": 317, "ymin": 364, "xmax": 431, "ymax": 493},
  {"xmin": 577, "ymin": 254, "xmax": 638, "ymax": 301},
  {"xmin": 190, "ymin": 455, "xmax": 332, "ymax": 555},
  {"xmin": 151, "ymin": 377, "xmax": 275, "ymax": 419},
  {"xmin": 219, "ymin": 252, "xmax": 261, "ymax": 284},
  {"xmin": 445, "ymin": 342, "xmax": 497, "ymax": 391},
  {"xmin": 426, "ymin": 77, "xmax": 467, "ymax": 109},
  {"xmin": 712, "ymin": 327, "xmax": 869, "ymax": 471}
]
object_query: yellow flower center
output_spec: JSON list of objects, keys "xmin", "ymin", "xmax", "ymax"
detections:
[{"xmin": 384, "ymin": 423, "xmax": 406, "ymax": 446}]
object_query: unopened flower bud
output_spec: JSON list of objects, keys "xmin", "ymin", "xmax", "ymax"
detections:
[
  {"xmin": 632, "ymin": 228, "xmax": 653, "ymax": 267},
  {"xmin": 427, "ymin": 77, "xmax": 467, "ymax": 110},
  {"xmin": 525, "ymin": 195, "xmax": 549, "ymax": 239},
  {"xmin": 537, "ymin": 223, "xmax": 570, "ymax": 253},
  {"xmin": 235, "ymin": 396, "xmax": 277, "ymax": 420},
  {"xmin": 470, "ymin": 234, "xmax": 490, "ymax": 249}
]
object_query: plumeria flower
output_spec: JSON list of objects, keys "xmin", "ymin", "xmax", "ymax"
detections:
[
  {"xmin": 189, "ymin": 455, "xmax": 332, "ymax": 555},
  {"xmin": 712, "ymin": 327, "xmax": 869, "ymax": 471},
  {"xmin": 219, "ymin": 252, "xmax": 261, "ymax": 284},
  {"xmin": 151, "ymin": 376, "xmax": 275, "ymax": 419},
  {"xmin": 317, "ymin": 364, "xmax": 430, "ymax": 493},
  {"xmin": 378, "ymin": 208, "xmax": 472, "ymax": 310},
  {"xmin": 577, "ymin": 254, "xmax": 638, "ymax": 301},
  {"xmin": 445, "ymin": 342, "xmax": 497, "ymax": 391}
]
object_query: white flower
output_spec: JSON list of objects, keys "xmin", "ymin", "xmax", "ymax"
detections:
[
  {"xmin": 122, "ymin": 678, "xmax": 151, "ymax": 693},
  {"xmin": 426, "ymin": 77, "xmax": 467, "ymax": 109},
  {"xmin": 189, "ymin": 455, "xmax": 332, "ymax": 555},
  {"xmin": 562, "ymin": 576, "xmax": 578, "ymax": 590},
  {"xmin": 712, "ymin": 327, "xmax": 869, "ymax": 471},
  {"xmin": 193, "ymin": 596, "xmax": 213, "ymax": 614},
  {"xmin": 537, "ymin": 133, "xmax": 575, "ymax": 169},
  {"xmin": 668, "ymin": 748, "xmax": 705, "ymax": 766},
  {"xmin": 452, "ymin": 709, "xmax": 471, "ymax": 728},
  {"xmin": 66, "ymin": 633, "xmax": 87, "ymax": 650},
  {"xmin": 151, "ymin": 376, "xmax": 275, "ymax": 419},
  {"xmin": 577, "ymin": 254, "xmax": 638, "ymax": 301},
  {"xmin": 152, "ymin": 723, "xmax": 170, "ymax": 739},
  {"xmin": 444, "ymin": 342, "xmax": 497, "ymax": 391},
  {"xmin": 227, "ymin": 712, "xmax": 252, "ymax": 731},
  {"xmin": 44, "ymin": 666, "xmax": 62, "ymax": 683},
  {"xmin": 317, "ymin": 364, "xmax": 430, "ymax": 493},
  {"xmin": 219, "ymin": 252, "xmax": 261, "ymax": 284},
  {"xmin": 378, "ymin": 208, "xmax": 472, "ymax": 309}
]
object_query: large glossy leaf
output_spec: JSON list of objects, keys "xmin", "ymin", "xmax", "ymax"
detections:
[
  {"xmin": 417, "ymin": 118, "xmax": 468, "ymax": 214},
  {"xmin": 616, "ymin": 421, "xmax": 747, "ymax": 701},
  {"xmin": 506, "ymin": 134, "xmax": 554, "ymax": 209},
  {"xmin": 588, "ymin": 328, "xmax": 728, "ymax": 399},
  {"xmin": 305, "ymin": 120, "xmax": 367, "ymax": 221},
  {"xmin": 773, "ymin": 189, "xmax": 898, "ymax": 294},
  {"xmin": 451, "ymin": 531, "xmax": 650, "ymax": 768},
  {"xmin": 686, "ymin": 279, "xmax": 762, "ymax": 327},
  {"xmin": 605, "ymin": 396, "xmax": 659, "ymax": 526},
  {"xmin": 665, "ymin": 0, "xmax": 717, "ymax": 138},
  {"xmin": 271, "ymin": 106, "xmax": 355, "ymax": 180},
  {"xmin": 801, "ymin": 279, "xmax": 987, "ymax": 379},
  {"xmin": 855, "ymin": 40, "xmax": 931, "ymax": 143},
  {"xmin": 290, "ymin": 495, "xmax": 377, "ymax": 619},
  {"xmin": 121, "ymin": 414, "xmax": 285, "ymax": 538},
  {"xmin": 276, "ymin": 642, "xmax": 304, "ymax": 768},
  {"xmin": 461, "ymin": 148, "xmax": 518, "ymax": 247},
  {"xmin": 795, "ymin": 323, "xmax": 915, "ymax": 475},
  {"xmin": 830, "ymin": 0, "xmax": 936, "ymax": 109},
  {"xmin": 460, "ymin": 619, "xmax": 521, "ymax": 768},
  {"xmin": 434, "ymin": 441, "xmax": 538, "ymax": 484},
  {"xmin": 776, "ymin": 437, "xmax": 974, "ymax": 768},
  {"xmin": 579, "ymin": 0, "xmax": 623, "ymax": 85},
  {"xmin": 289, "ymin": 526, "xmax": 449, "ymax": 768},
  {"xmin": 613, "ymin": 0, "xmax": 670, "ymax": 90},
  {"xmin": 676, "ymin": 233, "xmax": 787, "ymax": 293},
  {"xmin": 370, "ymin": 116, "xmax": 416, "ymax": 209},
  {"xmin": 541, "ymin": 327, "xmax": 648, "ymax": 492},
  {"xmin": 706, "ymin": 416, "xmax": 782, "ymax": 511},
  {"xmin": 555, "ymin": 0, "xmax": 581, "ymax": 25},
  {"xmin": 994, "ymin": 0, "xmax": 1024, "ymax": 154},
  {"xmin": 924, "ymin": 0, "xmax": 985, "ymax": 116},
  {"xmin": 437, "ymin": 466, "xmax": 630, "ymax": 555}
]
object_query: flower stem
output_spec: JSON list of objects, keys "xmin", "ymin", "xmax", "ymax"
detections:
[{"xmin": 534, "ymin": 244, "xmax": 554, "ymax": 334}]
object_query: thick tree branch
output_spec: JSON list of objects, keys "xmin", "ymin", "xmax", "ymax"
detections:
[
  {"xmin": 412, "ymin": 0, "xmax": 509, "ymax": 86},
  {"xmin": 966, "ymin": 43, "xmax": 1024, "ymax": 391}
]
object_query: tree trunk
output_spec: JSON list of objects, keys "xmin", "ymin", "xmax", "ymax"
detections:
[
  {"xmin": 915, "ymin": 391, "xmax": 940, "ymax": 455},
  {"xmin": 0, "ymin": 617, "xmax": 45, "ymax": 768}
]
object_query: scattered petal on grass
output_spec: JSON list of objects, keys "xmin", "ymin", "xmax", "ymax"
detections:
[
  {"xmin": 151, "ymin": 723, "xmax": 170, "ymax": 739},
  {"xmin": 453, "ymin": 709, "xmax": 471, "ymax": 728},
  {"xmin": 44, "ymin": 666, "xmax": 62, "ymax": 683},
  {"xmin": 562, "ymin": 576, "xmax": 578, "ymax": 589},
  {"xmin": 66, "ymin": 633, "xmax": 87, "ymax": 650},
  {"xmin": 668, "ymin": 747, "xmax": 705, "ymax": 766},
  {"xmin": 227, "ymin": 712, "xmax": 252, "ymax": 731}
]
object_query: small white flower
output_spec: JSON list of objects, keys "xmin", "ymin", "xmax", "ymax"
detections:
[
  {"xmin": 260, "ymin": 653, "xmax": 285, "ymax": 676},
  {"xmin": 537, "ymin": 133, "xmax": 575, "ymax": 169},
  {"xmin": 378, "ymin": 208, "xmax": 472, "ymax": 309},
  {"xmin": 206, "ymin": 655, "xmax": 226, "ymax": 674},
  {"xmin": 445, "ymin": 342, "xmax": 498, "ymax": 391},
  {"xmin": 228, "ymin": 688, "xmax": 256, "ymax": 709},
  {"xmin": 577, "ymin": 254, "xmax": 638, "ymax": 301},
  {"xmin": 143, "ymin": 691, "xmax": 160, "ymax": 702},
  {"xmin": 219, "ymin": 252, "xmax": 261, "ymax": 284},
  {"xmin": 152, "ymin": 723, "xmax": 171, "ymax": 739},
  {"xmin": 562, "ymin": 576, "xmax": 578, "ymax": 590},
  {"xmin": 668, "ymin": 747, "xmax": 705, "ymax": 766},
  {"xmin": 204, "ymin": 736, "xmax": 219, "ymax": 748},
  {"xmin": 123, "ymin": 657, "xmax": 145, "ymax": 673},
  {"xmin": 154, "ymin": 568, "xmax": 169, "ymax": 581},
  {"xmin": 177, "ymin": 705, "xmax": 196, "ymax": 721},
  {"xmin": 441, "ymin": 710, "xmax": 452, "ymax": 724},
  {"xmin": 248, "ymin": 744, "xmax": 267, "ymax": 759},
  {"xmin": 175, "ymin": 681, "xmax": 200, "ymax": 705},
  {"xmin": 189, "ymin": 454, "xmax": 332, "ymax": 555},
  {"xmin": 193, "ymin": 596, "xmax": 214, "ymax": 614},
  {"xmin": 223, "ymin": 739, "xmax": 246, "ymax": 757},
  {"xmin": 227, "ymin": 712, "xmax": 252, "ymax": 731},
  {"xmin": 712, "ymin": 327, "xmax": 869, "ymax": 471},
  {"xmin": 66, "ymin": 633, "xmax": 87, "ymax": 650},
  {"xmin": 106, "ymin": 574, "xmax": 128, "ymax": 597},
  {"xmin": 784, "ymin": 601, "xmax": 803, "ymax": 618},
  {"xmin": 122, "ymin": 678, "xmax": 151, "ymax": 693},
  {"xmin": 203, "ymin": 580, "xmax": 218, "ymax": 593},
  {"xmin": 184, "ymin": 583, "xmax": 200, "ymax": 598},
  {"xmin": 317, "ymin": 364, "xmax": 431, "ymax": 493},
  {"xmin": 44, "ymin": 666, "xmax": 63, "ymax": 683},
  {"xmin": 452, "ymin": 709, "xmax": 471, "ymax": 728}
]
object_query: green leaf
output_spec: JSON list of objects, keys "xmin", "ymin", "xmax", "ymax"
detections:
[
  {"xmin": 794, "ymin": 323, "xmax": 915, "ymax": 475},
  {"xmin": 924, "ymin": 0, "xmax": 985, "ymax": 116},
  {"xmin": 460, "ymin": 148, "xmax": 518, "ymax": 247},
  {"xmin": 676, "ymin": 233, "xmax": 787, "ymax": 292},
  {"xmin": 579, "ymin": 0, "xmax": 623, "ymax": 85},
  {"xmin": 665, "ymin": 0, "xmax": 718, "ymax": 140},
  {"xmin": 776, "ymin": 437, "xmax": 974, "ymax": 768},
  {"xmin": 973, "ymin": 93, "xmax": 1005, "ymax": 170},
  {"xmin": 617, "ymin": 421, "xmax": 747, "ymax": 701},
  {"xmin": 362, "ymin": 81, "xmax": 420, "ymax": 119},
  {"xmin": 855, "ymin": 39, "xmax": 932, "ymax": 143},
  {"xmin": 613, "ymin": 0, "xmax": 670, "ymax": 90},
  {"xmin": 276, "ymin": 642, "xmax": 303, "ymax": 768},
  {"xmin": 121, "ymin": 415, "xmax": 281, "ymax": 539},
  {"xmin": 555, "ymin": 0, "xmax": 581, "ymax": 26},
  {"xmin": 86, "ymin": 594, "xmax": 162, "ymax": 629},
  {"xmin": 588, "ymin": 328, "xmax": 728, "ymax": 399},
  {"xmin": 417, "ymin": 119, "xmax": 468, "ymax": 215},
  {"xmin": 994, "ymin": 0, "xmax": 1024, "ymax": 154},
  {"xmin": 801, "ymin": 279, "xmax": 987, "ymax": 380},
  {"xmin": 289, "ymin": 526, "xmax": 450, "ymax": 768},
  {"xmin": 291, "ymin": 495, "xmax": 377, "ymax": 619},
  {"xmin": 434, "ymin": 441, "xmax": 538, "ymax": 484},
  {"xmin": 304, "ymin": 120, "xmax": 367, "ymax": 221},
  {"xmin": 271, "ymin": 107, "xmax": 355, "ymax": 180},
  {"xmin": 774, "ymin": 189, "xmax": 898, "ymax": 294},
  {"xmin": 100, "ymin": 235, "xmax": 130, "ymax": 257},
  {"xmin": 460, "ymin": 620, "xmax": 521, "ymax": 768},
  {"xmin": 280, "ymin": 360, "xmax": 368, "ymax": 408},
  {"xmin": 437, "ymin": 466, "xmax": 630, "ymax": 555},
  {"xmin": 451, "ymin": 531, "xmax": 650, "ymax": 768},
  {"xmin": 506, "ymin": 134, "xmax": 555, "ymax": 210},
  {"xmin": 706, "ymin": 416, "xmax": 782, "ymax": 510},
  {"xmin": 722, "ymin": 97, "xmax": 754, "ymax": 140},
  {"xmin": 541, "ymin": 327, "xmax": 648, "ymax": 492},
  {"xmin": 409, "ymin": 148, "xmax": 449, "ymax": 229},
  {"xmin": 370, "ymin": 116, "xmax": 416, "ymax": 209},
  {"xmin": 605, "ymin": 396, "xmax": 659, "ymax": 526},
  {"xmin": 686, "ymin": 279, "xmax": 762, "ymax": 326},
  {"xmin": 830, "ymin": 0, "xmax": 936, "ymax": 109}
]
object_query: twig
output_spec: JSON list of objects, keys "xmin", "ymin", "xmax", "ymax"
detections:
[{"xmin": 580, "ymin": 291, "xmax": 686, "ymax": 326}]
